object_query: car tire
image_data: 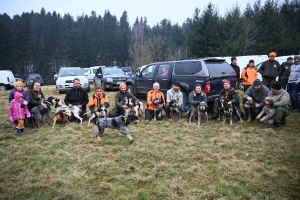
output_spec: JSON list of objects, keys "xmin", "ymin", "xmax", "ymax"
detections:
[
  {"xmin": 0, "ymin": 84, "xmax": 6, "ymax": 91},
  {"xmin": 56, "ymin": 87, "xmax": 61, "ymax": 94},
  {"xmin": 239, "ymin": 82, "xmax": 244, "ymax": 91},
  {"xmin": 101, "ymin": 82, "xmax": 106, "ymax": 91},
  {"xmin": 127, "ymin": 85, "xmax": 135, "ymax": 95}
]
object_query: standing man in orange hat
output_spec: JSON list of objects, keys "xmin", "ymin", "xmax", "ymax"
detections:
[
  {"xmin": 258, "ymin": 52, "xmax": 282, "ymax": 89},
  {"xmin": 108, "ymin": 83, "xmax": 139, "ymax": 117}
]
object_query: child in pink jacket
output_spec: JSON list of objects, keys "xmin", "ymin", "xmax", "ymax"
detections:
[{"xmin": 8, "ymin": 91, "xmax": 31, "ymax": 135}]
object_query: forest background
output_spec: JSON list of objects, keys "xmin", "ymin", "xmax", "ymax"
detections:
[{"xmin": 0, "ymin": 0, "xmax": 299, "ymax": 84}]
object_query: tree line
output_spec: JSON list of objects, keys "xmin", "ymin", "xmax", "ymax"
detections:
[{"xmin": 0, "ymin": 0, "xmax": 299, "ymax": 84}]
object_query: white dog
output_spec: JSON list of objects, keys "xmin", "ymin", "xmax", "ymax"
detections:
[{"xmin": 67, "ymin": 106, "xmax": 83, "ymax": 124}]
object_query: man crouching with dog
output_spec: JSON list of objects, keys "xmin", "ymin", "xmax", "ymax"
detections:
[
  {"xmin": 211, "ymin": 79, "xmax": 244, "ymax": 120},
  {"xmin": 108, "ymin": 83, "xmax": 139, "ymax": 118},
  {"xmin": 145, "ymin": 82, "xmax": 166, "ymax": 121},
  {"xmin": 243, "ymin": 79, "xmax": 270, "ymax": 122},
  {"xmin": 64, "ymin": 78, "xmax": 89, "ymax": 122},
  {"xmin": 266, "ymin": 82, "xmax": 290, "ymax": 128},
  {"xmin": 88, "ymin": 86, "xmax": 110, "ymax": 124}
]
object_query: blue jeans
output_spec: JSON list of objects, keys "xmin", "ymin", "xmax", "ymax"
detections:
[{"xmin": 287, "ymin": 82, "xmax": 300, "ymax": 110}]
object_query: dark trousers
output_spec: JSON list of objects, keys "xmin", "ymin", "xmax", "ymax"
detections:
[
  {"xmin": 287, "ymin": 83, "xmax": 300, "ymax": 110},
  {"xmin": 280, "ymin": 78, "xmax": 288, "ymax": 91},
  {"xmin": 243, "ymin": 85, "xmax": 251, "ymax": 93},
  {"xmin": 262, "ymin": 77, "xmax": 276, "ymax": 89},
  {"xmin": 108, "ymin": 107, "xmax": 125, "ymax": 118}
]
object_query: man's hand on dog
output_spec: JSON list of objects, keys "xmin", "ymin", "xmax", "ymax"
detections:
[
  {"xmin": 122, "ymin": 105, "xmax": 128, "ymax": 109},
  {"xmin": 68, "ymin": 104, "xmax": 73, "ymax": 108},
  {"xmin": 255, "ymin": 103, "xmax": 260, "ymax": 107},
  {"xmin": 41, "ymin": 102, "xmax": 47, "ymax": 109},
  {"xmin": 247, "ymin": 97, "xmax": 253, "ymax": 101}
]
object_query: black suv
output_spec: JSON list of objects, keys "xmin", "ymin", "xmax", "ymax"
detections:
[
  {"xmin": 94, "ymin": 67, "xmax": 127, "ymax": 91},
  {"xmin": 125, "ymin": 58, "xmax": 237, "ymax": 103},
  {"xmin": 24, "ymin": 73, "xmax": 44, "ymax": 87}
]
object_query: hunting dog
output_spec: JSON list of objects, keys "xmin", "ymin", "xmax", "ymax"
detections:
[
  {"xmin": 84, "ymin": 104, "xmax": 107, "ymax": 125},
  {"xmin": 52, "ymin": 109, "xmax": 72, "ymax": 129},
  {"xmin": 67, "ymin": 106, "xmax": 83, "ymax": 124},
  {"xmin": 30, "ymin": 99, "xmax": 52, "ymax": 128},
  {"xmin": 244, "ymin": 99, "xmax": 260, "ymax": 123},
  {"xmin": 256, "ymin": 97, "xmax": 276, "ymax": 125},
  {"xmin": 54, "ymin": 98, "xmax": 68, "ymax": 113},
  {"xmin": 93, "ymin": 114, "xmax": 139, "ymax": 141},
  {"xmin": 124, "ymin": 98, "xmax": 144, "ymax": 117},
  {"xmin": 218, "ymin": 97, "xmax": 243, "ymax": 125},
  {"xmin": 153, "ymin": 97, "xmax": 164, "ymax": 121},
  {"xmin": 188, "ymin": 101, "xmax": 209, "ymax": 126},
  {"xmin": 169, "ymin": 99, "xmax": 181, "ymax": 120}
]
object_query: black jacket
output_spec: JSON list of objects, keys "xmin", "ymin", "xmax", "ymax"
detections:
[{"xmin": 64, "ymin": 87, "xmax": 89, "ymax": 108}]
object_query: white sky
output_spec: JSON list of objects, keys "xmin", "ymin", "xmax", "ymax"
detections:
[{"xmin": 0, "ymin": 0, "xmax": 266, "ymax": 27}]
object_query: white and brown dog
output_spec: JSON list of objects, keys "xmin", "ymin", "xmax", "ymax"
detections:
[
  {"xmin": 124, "ymin": 98, "xmax": 144, "ymax": 117},
  {"xmin": 256, "ymin": 97, "xmax": 276, "ymax": 125},
  {"xmin": 52, "ymin": 109, "xmax": 72, "ymax": 129},
  {"xmin": 85, "ymin": 104, "xmax": 107, "ymax": 125}
]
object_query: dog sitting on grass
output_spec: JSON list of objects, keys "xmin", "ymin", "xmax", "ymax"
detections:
[
  {"xmin": 256, "ymin": 97, "xmax": 276, "ymax": 125},
  {"xmin": 93, "ymin": 114, "xmax": 139, "ymax": 141},
  {"xmin": 244, "ymin": 100, "xmax": 260, "ymax": 123}
]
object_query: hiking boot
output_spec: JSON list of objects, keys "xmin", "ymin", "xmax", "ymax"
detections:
[
  {"xmin": 281, "ymin": 117, "xmax": 286, "ymax": 125},
  {"xmin": 268, "ymin": 121, "xmax": 280, "ymax": 128},
  {"xmin": 211, "ymin": 114, "xmax": 218, "ymax": 119},
  {"xmin": 15, "ymin": 128, "xmax": 23, "ymax": 135}
]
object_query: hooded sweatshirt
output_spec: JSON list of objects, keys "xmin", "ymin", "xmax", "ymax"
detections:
[
  {"xmin": 8, "ymin": 92, "xmax": 31, "ymax": 121},
  {"xmin": 288, "ymin": 62, "xmax": 300, "ymax": 84}
]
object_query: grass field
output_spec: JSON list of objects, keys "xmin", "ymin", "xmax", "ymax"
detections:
[{"xmin": 0, "ymin": 85, "xmax": 299, "ymax": 199}]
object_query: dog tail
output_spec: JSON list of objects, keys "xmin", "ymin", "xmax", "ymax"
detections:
[{"xmin": 83, "ymin": 111, "xmax": 92, "ymax": 116}]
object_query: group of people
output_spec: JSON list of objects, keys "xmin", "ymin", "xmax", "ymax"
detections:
[{"xmin": 7, "ymin": 52, "xmax": 299, "ymax": 135}]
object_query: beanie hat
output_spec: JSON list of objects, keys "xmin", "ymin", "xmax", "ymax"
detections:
[
  {"xmin": 231, "ymin": 56, "xmax": 237, "ymax": 62},
  {"xmin": 14, "ymin": 91, "xmax": 23, "ymax": 100},
  {"xmin": 253, "ymin": 79, "xmax": 262, "ymax": 86},
  {"xmin": 222, "ymin": 79, "xmax": 231, "ymax": 85},
  {"xmin": 119, "ymin": 82, "xmax": 127, "ymax": 89},
  {"xmin": 294, "ymin": 55, "xmax": 300, "ymax": 60},
  {"xmin": 269, "ymin": 52, "xmax": 277, "ymax": 57},
  {"xmin": 94, "ymin": 86, "xmax": 102, "ymax": 91},
  {"xmin": 249, "ymin": 59, "xmax": 254, "ymax": 63},
  {"xmin": 14, "ymin": 81, "xmax": 24, "ymax": 88},
  {"xmin": 271, "ymin": 82, "xmax": 281, "ymax": 90},
  {"xmin": 173, "ymin": 82, "xmax": 181, "ymax": 87},
  {"xmin": 287, "ymin": 57, "xmax": 293, "ymax": 61}
]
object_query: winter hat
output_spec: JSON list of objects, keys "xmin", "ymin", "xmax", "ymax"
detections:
[
  {"xmin": 253, "ymin": 79, "xmax": 262, "ymax": 86},
  {"xmin": 269, "ymin": 52, "xmax": 277, "ymax": 57},
  {"xmin": 119, "ymin": 82, "xmax": 127, "ymax": 89},
  {"xmin": 271, "ymin": 82, "xmax": 281, "ymax": 90},
  {"xmin": 231, "ymin": 56, "xmax": 237, "ymax": 62},
  {"xmin": 222, "ymin": 79, "xmax": 231, "ymax": 85},
  {"xmin": 287, "ymin": 57, "xmax": 293, "ymax": 61},
  {"xmin": 14, "ymin": 81, "xmax": 24, "ymax": 88},
  {"xmin": 173, "ymin": 82, "xmax": 181, "ymax": 87},
  {"xmin": 294, "ymin": 55, "xmax": 300, "ymax": 60},
  {"xmin": 14, "ymin": 91, "xmax": 23, "ymax": 100},
  {"xmin": 94, "ymin": 86, "xmax": 102, "ymax": 91}
]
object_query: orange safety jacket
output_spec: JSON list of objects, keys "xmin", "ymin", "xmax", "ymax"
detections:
[
  {"xmin": 147, "ymin": 90, "xmax": 166, "ymax": 110},
  {"xmin": 241, "ymin": 66, "xmax": 258, "ymax": 86},
  {"xmin": 88, "ymin": 93, "xmax": 109, "ymax": 110}
]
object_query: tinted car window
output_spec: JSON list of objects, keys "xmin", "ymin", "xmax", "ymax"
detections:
[
  {"xmin": 205, "ymin": 60, "xmax": 235, "ymax": 77},
  {"xmin": 121, "ymin": 67, "xmax": 132, "ymax": 72},
  {"xmin": 28, "ymin": 73, "xmax": 41, "ymax": 78},
  {"xmin": 103, "ymin": 68, "xmax": 124, "ymax": 75},
  {"xmin": 174, "ymin": 61, "xmax": 202, "ymax": 75}
]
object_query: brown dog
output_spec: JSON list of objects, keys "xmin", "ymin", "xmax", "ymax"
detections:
[
  {"xmin": 52, "ymin": 110, "xmax": 72, "ymax": 129},
  {"xmin": 256, "ymin": 97, "xmax": 276, "ymax": 125}
]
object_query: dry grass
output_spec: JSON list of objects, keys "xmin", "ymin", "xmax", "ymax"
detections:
[{"xmin": 0, "ymin": 85, "xmax": 300, "ymax": 199}]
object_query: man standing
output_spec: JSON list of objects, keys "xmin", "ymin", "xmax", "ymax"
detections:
[
  {"xmin": 145, "ymin": 82, "xmax": 166, "ymax": 120},
  {"xmin": 165, "ymin": 82, "xmax": 184, "ymax": 120},
  {"xmin": 211, "ymin": 80, "xmax": 243, "ymax": 119},
  {"xmin": 64, "ymin": 78, "xmax": 89, "ymax": 122},
  {"xmin": 108, "ymin": 83, "xmax": 139, "ymax": 118},
  {"xmin": 267, "ymin": 82, "xmax": 290, "ymax": 128},
  {"xmin": 287, "ymin": 55, "xmax": 300, "ymax": 112},
  {"xmin": 230, "ymin": 56, "xmax": 240, "ymax": 80},
  {"xmin": 280, "ymin": 57, "xmax": 293, "ymax": 90},
  {"xmin": 243, "ymin": 79, "xmax": 270, "ymax": 120},
  {"xmin": 258, "ymin": 52, "xmax": 282, "ymax": 88}
]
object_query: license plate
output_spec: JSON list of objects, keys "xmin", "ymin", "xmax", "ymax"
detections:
[{"xmin": 116, "ymin": 82, "xmax": 120, "ymax": 85}]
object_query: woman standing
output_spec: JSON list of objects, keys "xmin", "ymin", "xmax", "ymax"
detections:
[{"xmin": 241, "ymin": 59, "xmax": 258, "ymax": 93}]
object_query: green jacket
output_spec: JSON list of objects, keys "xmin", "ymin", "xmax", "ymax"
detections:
[
  {"xmin": 114, "ymin": 91, "xmax": 139, "ymax": 109},
  {"xmin": 258, "ymin": 59, "xmax": 281, "ymax": 78},
  {"xmin": 243, "ymin": 85, "xmax": 270, "ymax": 107},
  {"xmin": 26, "ymin": 88, "xmax": 45, "ymax": 111}
]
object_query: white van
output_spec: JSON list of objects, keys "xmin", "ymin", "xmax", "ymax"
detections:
[{"xmin": 0, "ymin": 70, "xmax": 15, "ymax": 90}]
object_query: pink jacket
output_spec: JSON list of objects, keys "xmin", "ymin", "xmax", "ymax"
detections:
[{"xmin": 8, "ymin": 92, "xmax": 31, "ymax": 121}]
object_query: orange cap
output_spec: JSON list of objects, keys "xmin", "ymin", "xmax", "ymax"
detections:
[{"xmin": 269, "ymin": 52, "xmax": 277, "ymax": 57}]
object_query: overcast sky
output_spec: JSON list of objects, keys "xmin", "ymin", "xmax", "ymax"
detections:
[{"xmin": 0, "ymin": 0, "xmax": 266, "ymax": 27}]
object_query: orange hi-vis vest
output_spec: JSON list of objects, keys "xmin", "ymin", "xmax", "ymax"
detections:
[
  {"xmin": 88, "ymin": 93, "xmax": 109, "ymax": 109},
  {"xmin": 147, "ymin": 90, "xmax": 166, "ymax": 110}
]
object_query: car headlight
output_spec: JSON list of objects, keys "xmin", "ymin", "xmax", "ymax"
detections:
[
  {"xmin": 106, "ymin": 78, "xmax": 113, "ymax": 82},
  {"xmin": 80, "ymin": 78, "xmax": 86, "ymax": 82}
]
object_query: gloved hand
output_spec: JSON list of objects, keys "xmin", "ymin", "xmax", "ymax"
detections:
[{"xmin": 9, "ymin": 117, "xmax": 14, "ymax": 122}]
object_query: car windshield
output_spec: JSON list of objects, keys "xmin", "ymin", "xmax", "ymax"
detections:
[
  {"xmin": 29, "ymin": 73, "xmax": 41, "ymax": 78},
  {"xmin": 103, "ymin": 68, "xmax": 124, "ymax": 75},
  {"xmin": 121, "ymin": 67, "xmax": 132, "ymax": 72},
  {"xmin": 82, "ymin": 69, "xmax": 90, "ymax": 74},
  {"xmin": 59, "ymin": 68, "xmax": 84, "ymax": 77}
]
